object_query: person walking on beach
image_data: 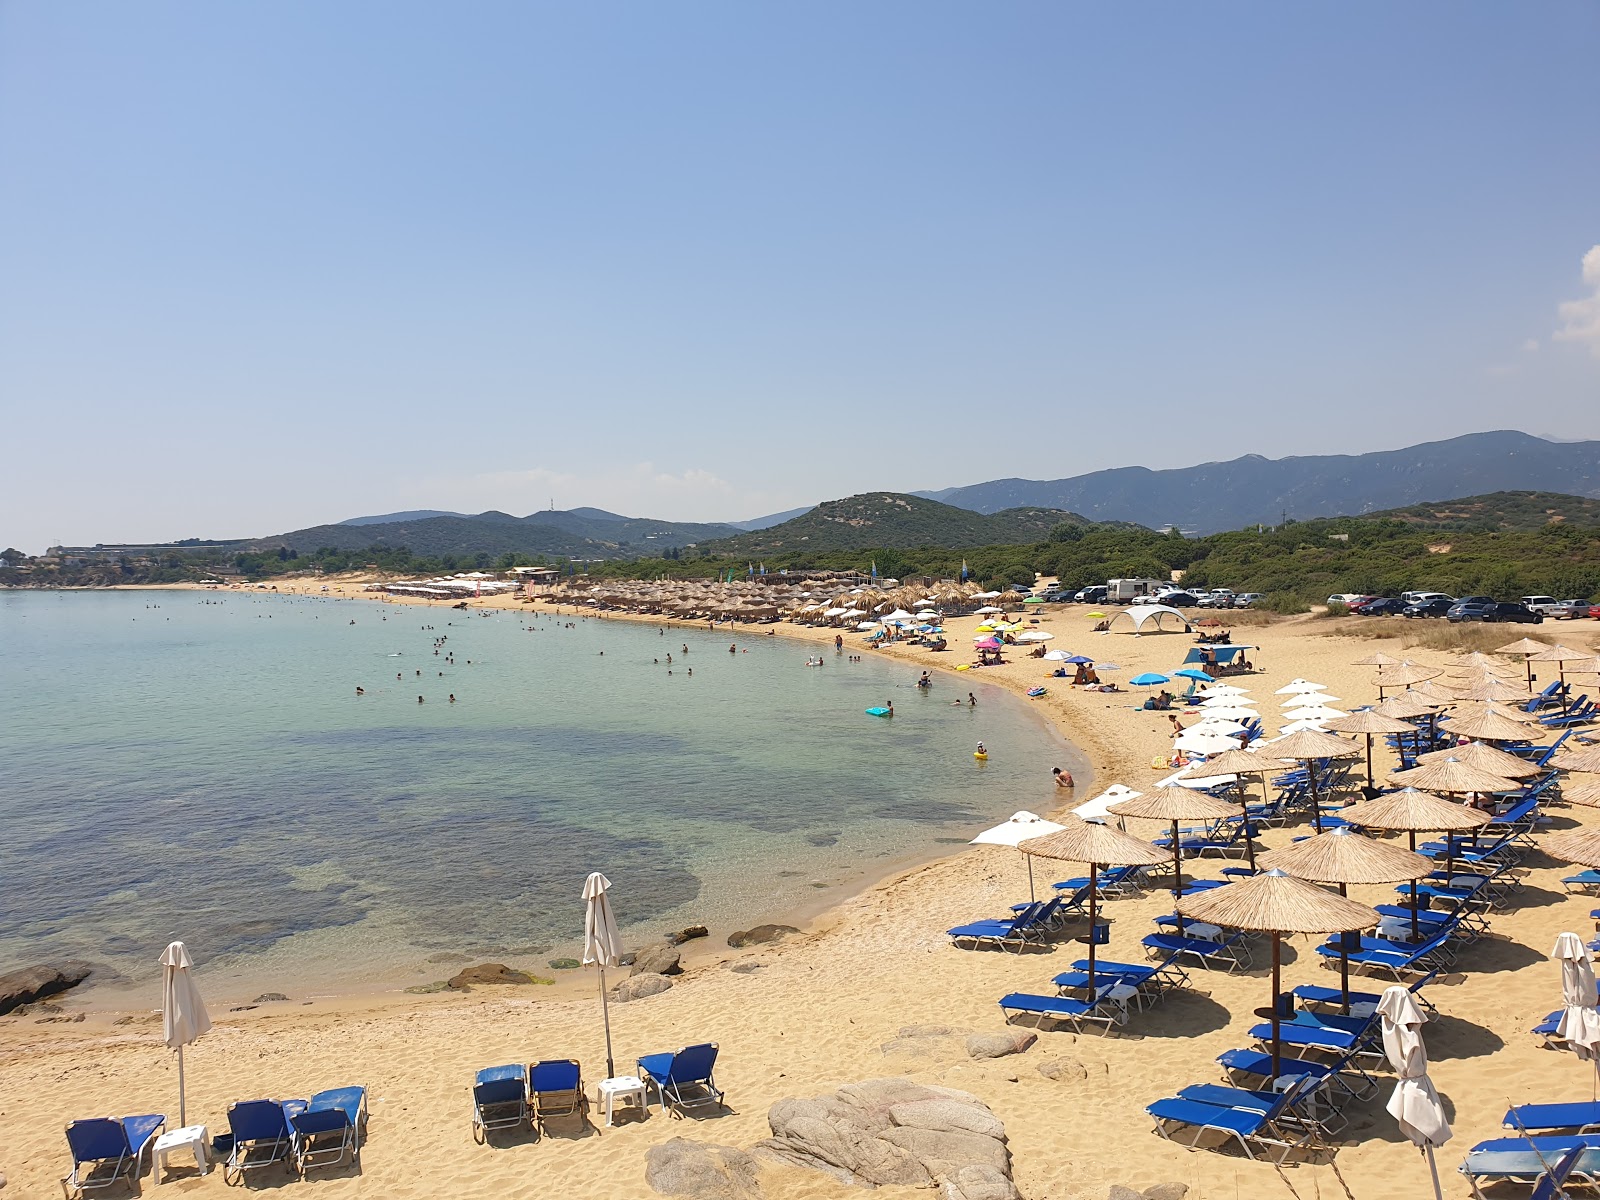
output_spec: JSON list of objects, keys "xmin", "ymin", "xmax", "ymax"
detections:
[{"xmin": 1168, "ymin": 714, "xmax": 1185, "ymax": 735}]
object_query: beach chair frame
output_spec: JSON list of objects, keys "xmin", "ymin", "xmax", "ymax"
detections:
[{"xmin": 64, "ymin": 1115, "xmax": 165, "ymax": 1197}]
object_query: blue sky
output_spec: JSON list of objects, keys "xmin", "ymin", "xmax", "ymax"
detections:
[{"xmin": 3, "ymin": 2, "xmax": 1597, "ymax": 551}]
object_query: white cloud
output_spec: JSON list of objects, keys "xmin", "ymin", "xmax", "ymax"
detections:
[
  {"xmin": 1521, "ymin": 338, "xmax": 1540, "ymax": 352},
  {"xmin": 1554, "ymin": 244, "xmax": 1600, "ymax": 357}
]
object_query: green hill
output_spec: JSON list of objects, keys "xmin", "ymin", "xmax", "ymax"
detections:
[
  {"xmin": 1365, "ymin": 491, "xmax": 1600, "ymax": 532},
  {"xmin": 698, "ymin": 493, "xmax": 1107, "ymax": 555}
]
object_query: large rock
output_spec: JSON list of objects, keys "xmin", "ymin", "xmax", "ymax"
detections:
[
  {"xmin": 1036, "ymin": 1057, "xmax": 1089, "ymax": 1082},
  {"xmin": 727, "ymin": 925, "xmax": 797, "ymax": 949},
  {"xmin": 965, "ymin": 1031, "xmax": 1036, "ymax": 1060},
  {"xmin": 0, "ymin": 963, "xmax": 93, "ymax": 1016},
  {"xmin": 446, "ymin": 963, "xmax": 532, "ymax": 989},
  {"xmin": 645, "ymin": 1138, "xmax": 763, "ymax": 1199},
  {"xmin": 632, "ymin": 944, "xmax": 684, "ymax": 977},
  {"xmin": 667, "ymin": 925, "xmax": 709, "ymax": 946},
  {"xmin": 1142, "ymin": 1186, "xmax": 1189, "ymax": 1200},
  {"xmin": 612, "ymin": 974, "xmax": 673, "ymax": 1003},
  {"xmin": 756, "ymin": 1078, "xmax": 1014, "ymax": 1192}
]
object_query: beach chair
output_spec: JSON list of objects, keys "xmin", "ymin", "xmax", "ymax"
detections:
[
  {"xmin": 949, "ymin": 899, "xmax": 1058, "ymax": 950},
  {"xmin": 1504, "ymin": 1102, "xmax": 1600, "ymax": 1135},
  {"xmin": 1458, "ymin": 1136, "xmax": 1600, "ymax": 1198},
  {"xmin": 290, "ymin": 1086, "xmax": 366, "ymax": 1174},
  {"xmin": 1316, "ymin": 927, "xmax": 1455, "ymax": 980},
  {"xmin": 224, "ymin": 1099, "xmax": 303, "ymax": 1183},
  {"xmin": 636, "ymin": 1043, "xmax": 724, "ymax": 1115},
  {"xmin": 64, "ymin": 1114, "xmax": 165, "ymax": 1196},
  {"xmin": 1246, "ymin": 1018, "xmax": 1377, "ymax": 1063},
  {"xmin": 1174, "ymin": 1079, "xmax": 1343, "ymax": 1137},
  {"xmin": 999, "ymin": 988, "xmax": 1131, "ymax": 1033},
  {"xmin": 1142, "ymin": 930, "xmax": 1252, "ymax": 972},
  {"xmin": 1293, "ymin": 970, "xmax": 1437, "ymax": 1016},
  {"xmin": 1147, "ymin": 1075, "xmax": 1315, "ymax": 1162},
  {"xmin": 529, "ymin": 1060, "xmax": 586, "ymax": 1129},
  {"xmin": 1217, "ymin": 1048, "xmax": 1378, "ymax": 1101},
  {"xmin": 1564, "ymin": 870, "xmax": 1600, "ymax": 895},
  {"xmin": 471, "ymin": 1064, "xmax": 529, "ymax": 1142},
  {"xmin": 1526, "ymin": 681, "xmax": 1564, "ymax": 712}
]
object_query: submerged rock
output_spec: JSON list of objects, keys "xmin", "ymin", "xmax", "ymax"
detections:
[
  {"xmin": 447, "ymin": 963, "xmax": 532, "ymax": 989},
  {"xmin": 644, "ymin": 1137, "xmax": 763, "ymax": 1198},
  {"xmin": 667, "ymin": 925, "xmax": 709, "ymax": 945},
  {"xmin": 727, "ymin": 925, "xmax": 798, "ymax": 949}
]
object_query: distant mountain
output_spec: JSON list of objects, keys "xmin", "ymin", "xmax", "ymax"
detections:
[
  {"xmin": 700, "ymin": 493, "xmax": 1112, "ymax": 555},
  {"xmin": 341, "ymin": 509, "xmax": 468, "ymax": 525},
  {"xmin": 727, "ymin": 505, "xmax": 815, "ymax": 531},
  {"xmin": 254, "ymin": 508, "xmax": 742, "ymax": 560},
  {"xmin": 1367, "ymin": 490, "xmax": 1600, "ymax": 531},
  {"xmin": 924, "ymin": 431, "xmax": 1600, "ymax": 535}
]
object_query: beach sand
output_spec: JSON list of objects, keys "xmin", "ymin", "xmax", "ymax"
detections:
[{"xmin": 5, "ymin": 580, "xmax": 1598, "ymax": 1198}]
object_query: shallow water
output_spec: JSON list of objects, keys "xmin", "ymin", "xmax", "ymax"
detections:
[{"xmin": 0, "ymin": 590, "xmax": 1078, "ymax": 1000}]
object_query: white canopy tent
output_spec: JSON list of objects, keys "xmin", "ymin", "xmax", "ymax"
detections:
[{"xmin": 1105, "ymin": 605, "xmax": 1192, "ymax": 633}]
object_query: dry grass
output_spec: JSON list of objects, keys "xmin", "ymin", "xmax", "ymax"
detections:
[
  {"xmin": 1208, "ymin": 608, "xmax": 1279, "ymax": 628},
  {"xmin": 1315, "ymin": 616, "xmax": 1554, "ymax": 654}
]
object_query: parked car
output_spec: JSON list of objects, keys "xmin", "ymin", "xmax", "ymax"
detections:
[
  {"xmin": 1326, "ymin": 593, "xmax": 1368, "ymax": 608},
  {"xmin": 1008, "ymin": 584, "xmax": 1032, "ymax": 595},
  {"xmin": 1074, "ymin": 585, "xmax": 1108, "ymax": 604},
  {"xmin": 1400, "ymin": 591, "xmax": 1455, "ymax": 606},
  {"xmin": 1356, "ymin": 597, "xmax": 1409, "ymax": 616},
  {"xmin": 1155, "ymin": 591, "xmax": 1201, "ymax": 607},
  {"xmin": 1488, "ymin": 602, "xmax": 1544, "ymax": 623},
  {"xmin": 1446, "ymin": 597, "xmax": 1497, "ymax": 622},
  {"xmin": 1402, "ymin": 598, "xmax": 1454, "ymax": 619},
  {"xmin": 1591, "ymin": 603, "xmax": 1600, "ymax": 620},
  {"xmin": 1196, "ymin": 589, "xmax": 1235, "ymax": 608},
  {"xmin": 1520, "ymin": 595, "xmax": 1563, "ymax": 617},
  {"xmin": 1548, "ymin": 599, "xmax": 1592, "ymax": 620},
  {"xmin": 1232, "ymin": 593, "xmax": 1265, "ymax": 609},
  {"xmin": 1340, "ymin": 595, "xmax": 1381, "ymax": 613}
]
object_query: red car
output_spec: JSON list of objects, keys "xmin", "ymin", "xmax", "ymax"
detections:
[{"xmin": 1591, "ymin": 603, "xmax": 1600, "ymax": 620}]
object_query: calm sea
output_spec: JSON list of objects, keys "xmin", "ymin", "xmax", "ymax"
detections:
[{"xmin": 0, "ymin": 590, "xmax": 1079, "ymax": 1002}]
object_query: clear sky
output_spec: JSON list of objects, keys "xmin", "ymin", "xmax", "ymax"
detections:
[{"xmin": 3, "ymin": 2, "xmax": 1597, "ymax": 552}]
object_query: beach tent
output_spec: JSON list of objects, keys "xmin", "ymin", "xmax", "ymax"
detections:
[{"xmin": 1104, "ymin": 605, "xmax": 1191, "ymax": 633}]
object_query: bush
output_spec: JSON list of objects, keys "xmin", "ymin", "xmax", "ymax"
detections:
[
  {"xmin": 1261, "ymin": 593, "xmax": 1313, "ymax": 615},
  {"xmin": 1319, "ymin": 601, "xmax": 1350, "ymax": 618}
]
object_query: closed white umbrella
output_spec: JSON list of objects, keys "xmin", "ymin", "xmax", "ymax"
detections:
[
  {"xmin": 1553, "ymin": 933, "xmax": 1600, "ymax": 1084},
  {"xmin": 971, "ymin": 811, "xmax": 1068, "ymax": 900},
  {"xmin": 160, "ymin": 941, "xmax": 211, "ymax": 1128},
  {"xmin": 582, "ymin": 872, "xmax": 625, "ymax": 1080},
  {"xmin": 1379, "ymin": 984, "xmax": 1451, "ymax": 1200}
]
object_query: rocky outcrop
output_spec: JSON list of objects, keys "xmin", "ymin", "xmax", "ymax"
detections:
[
  {"xmin": 612, "ymin": 974, "xmax": 673, "ymax": 1003},
  {"xmin": 756, "ymin": 1078, "xmax": 1014, "ymax": 1192},
  {"xmin": 1036, "ymin": 1058, "xmax": 1090, "ymax": 1082},
  {"xmin": 644, "ymin": 1138, "xmax": 763, "ymax": 1198},
  {"xmin": 667, "ymin": 925, "xmax": 709, "ymax": 945},
  {"xmin": 965, "ymin": 1031, "xmax": 1036, "ymax": 1060},
  {"xmin": 944, "ymin": 1164, "xmax": 1023, "ymax": 1200},
  {"xmin": 446, "ymin": 963, "xmax": 532, "ymax": 989},
  {"xmin": 727, "ymin": 925, "xmax": 797, "ymax": 949},
  {"xmin": 631, "ymin": 945, "xmax": 684, "ymax": 977},
  {"xmin": 0, "ymin": 962, "xmax": 93, "ymax": 1016}
]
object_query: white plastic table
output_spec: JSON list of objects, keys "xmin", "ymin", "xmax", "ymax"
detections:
[
  {"xmin": 597, "ymin": 1076, "xmax": 647, "ymax": 1126},
  {"xmin": 152, "ymin": 1124, "xmax": 209, "ymax": 1184}
]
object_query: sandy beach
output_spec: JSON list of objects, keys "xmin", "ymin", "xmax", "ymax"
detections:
[{"xmin": 5, "ymin": 578, "xmax": 1599, "ymax": 1199}]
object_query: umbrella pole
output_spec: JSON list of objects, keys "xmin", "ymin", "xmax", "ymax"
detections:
[
  {"xmin": 598, "ymin": 964, "xmax": 616, "ymax": 1081},
  {"xmin": 1239, "ymin": 785, "xmax": 1256, "ymax": 872},
  {"xmin": 178, "ymin": 1044, "xmax": 186, "ymax": 1129},
  {"xmin": 1425, "ymin": 1144, "xmax": 1443, "ymax": 1200},
  {"xmin": 1561, "ymin": 667, "xmax": 1570, "ymax": 716},
  {"xmin": 1409, "ymin": 832, "xmax": 1420, "ymax": 943},
  {"xmin": 1087, "ymin": 864, "xmax": 1100, "ymax": 993},
  {"xmin": 1171, "ymin": 822, "xmax": 1183, "ymax": 937},
  {"xmin": 1365, "ymin": 734, "xmax": 1374, "ymax": 791},
  {"xmin": 1306, "ymin": 759, "xmax": 1323, "ymax": 834},
  {"xmin": 1338, "ymin": 883, "xmax": 1351, "ymax": 1015},
  {"xmin": 1027, "ymin": 854, "xmax": 1036, "ymax": 904},
  {"xmin": 1271, "ymin": 933, "xmax": 1282, "ymax": 1082}
]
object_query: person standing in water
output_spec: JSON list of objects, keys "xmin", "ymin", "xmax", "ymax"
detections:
[{"xmin": 1052, "ymin": 767, "xmax": 1074, "ymax": 789}]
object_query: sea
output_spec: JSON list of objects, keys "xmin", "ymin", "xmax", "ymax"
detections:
[{"xmin": 0, "ymin": 589, "xmax": 1081, "ymax": 1004}]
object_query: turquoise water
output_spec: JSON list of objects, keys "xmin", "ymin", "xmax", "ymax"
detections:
[{"xmin": 0, "ymin": 590, "xmax": 1078, "ymax": 1000}]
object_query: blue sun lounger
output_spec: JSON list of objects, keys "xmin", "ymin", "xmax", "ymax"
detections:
[
  {"xmin": 64, "ymin": 1114, "xmax": 165, "ymax": 1196},
  {"xmin": 999, "ymin": 989, "xmax": 1129, "ymax": 1033},
  {"xmin": 1142, "ymin": 931, "xmax": 1252, "ymax": 971},
  {"xmin": 1217, "ymin": 1048, "xmax": 1378, "ymax": 1101},
  {"xmin": 1458, "ymin": 1136, "xmax": 1600, "ymax": 1197},
  {"xmin": 471, "ymin": 1064, "xmax": 529, "ymax": 1142},
  {"xmin": 950, "ymin": 897, "xmax": 1061, "ymax": 949},
  {"xmin": 1564, "ymin": 870, "xmax": 1600, "ymax": 894},
  {"xmin": 1147, "ymin": 1075, "xmax": 1315, "ymax": 1162},
  {"xmin": 290, "ymin": 1086, "xmax": 366, "ymax": 1173},
  {"xmin": 224, "ymin": 1099, "xmax": 305, "ymax": 1182},
  {"xmin": 637, "ymin": 1042, "xmax": 724, "ymax": 1115},
  {"xmin": 1504, "ymin": 1102, "xmax": 1600, "ymax": 1135},
  {"xmin": 1293, "ymin": 970, "xmax": 1437, "ymax": 1015},
  {"xmin": 530, "ymin": 1059, "xmax": 586, "ymax": 1128}
]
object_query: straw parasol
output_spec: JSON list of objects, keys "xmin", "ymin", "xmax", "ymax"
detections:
[
  {"xmin": 1563, "ymin": 780, "xmax": 1600, "ymax": 809},
  {"xmin": 1547, "ymin": 828, "xmax": 1600, "ymax": 869},
  {"xmin": 1259, "ymin": 827, "xmax": 1433, "ymax": 1011},
  {"xmin": 1438, "ymin": 704, "xmax": 1538, "ymax": 743},
  {"xmin": 1409, "ymin": 679, "xmax": 1461, "ymax": 706},
  {"xmin": 1021, "ymin": 820, "xmax": 1167, "ymax": 992},
  {"xmin": 1268, "ymin": 728, "xmax": 1360, "ymax": 832},
  {"xmin": 1180, "ymin": 747, "xmax": 1286, "ymax": 869},
  {"xmin": 1340, "ymin": 787, "xmax": 1492, "ymax": 940},
  {"xmin": 1324, "ymin": 709, "xmax": 1417, "ymax": 790},
  {"xmin": 1417, "ymin": 740, "xmax": 1540, "ymax": 780},
  {"xmin": 1530, "ymin": 644, "xmax": 1594, "ymax": 714},
  {"xmin": 1449, "ymin": 650, "xmax": 1517, "ymax": 676},
  {"xmin": 1556, "ymin": 745, "xmax": 1600, "ymax": 774},
  {"xmin": 1353, "ymin": 651, "xmax": 1404, "ymax": 668},
  {"xmin": 1375, "ymin": 662, "xmax": 1442, "ymax": 692},
  {"xmin": 1496, "ymin": 636, "xmax": 1549, "ymax": 687},
  {"xmin": 1108, "ymin": 787, "xmax": 1245, "ymax": 930},
  {"xmin": 1450, "ymin": 676, "xmax": 1534, "ymax": 704},
  {"xmin": 1375, "ymin": 692, "xmax": 1438, "ymax": 719},
  {"xmin": 1389, "ymin": 756, "xmax": 1523, "ymax": 794},
  {"xmin": 1179, "ymin": 869, "xmax": 1377, "ymax": 1080}
]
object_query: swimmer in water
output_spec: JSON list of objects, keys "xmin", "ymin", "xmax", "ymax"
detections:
[
  {"xmin": 886, "ymin": 701, "xmax": 894, "ymax": 717},
  {"xmin": 968, "ymin": 693, "xmax": 976, "ymax": 707},
  {"xmin": 356, "ymin": 686, "xmax": 365, "ymax": 695},
  {"xmin": 1053, "ymin": 767, "xmax": 1074, "ymax": 788},
  {"xmin": 976, "ymin": 742, "xmax": 986, "ymax": 757},
  {"xmin": 449, "ymin": 694, "xmax": 456, "ymax": 703},
  {"xmin": 418, "ymin": 695, "xmax": 424, "ymax": 703}
]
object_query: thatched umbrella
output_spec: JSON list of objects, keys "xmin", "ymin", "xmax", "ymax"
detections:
[
  {"xmin": 1353, "ymin": 651, "xmax": 1405, "ymax": 668},
  {"xmin": 1449, "ymin": 650, "xmax": 1518, "ymax": 677},
  {"xmin": 1409, "ymin": 679, "xmax": 1462, "ymax": 707},
  {"xmin": 1496, "ymin": 636, "xmax": 1549, "ymax": 688},
  {"xmin": 1179, "ymin": 869, "xmax": 1378, "ymax": 1080},
  {"xmin": 1375, "ymin": 662, "xmax": 1442, "ymax": 698},
  {"xmin": 1438, "ymin": 704, "xmax": 1538, "ymax": 743},
  {"xmin": 1376, "ymin": 692, "xmax": 1439, "ymax": 719},
  {"xmin": 1108, "ymin": 788, "xmax": 1244, "ymax": 933},
  {"xmin": 1530, "ymin": 644, "xmax": 1593, "ymax": 715},
  {"xmin": 1324, "ymin": 710, "xmax": 1418, "ymax": 791},
  {"xmin": 1389, "ymin": 756, "xmax": 1521, "ymax": 793},
  {"xmin": 1339, "ymin": 788, "xmax": 1492, "ymax": 940},
  {"xmin": 1556, "ymin": 746, "xmax": 1600, "ymax": 775},
  {"xmin": 1180, "ymin": 747, "xmax": 1287, "ymax": 870},
  {"xmin": 1259, "ymin": 827, "xmax": 1433, "ymax": 1012},
  {"xmin": 1550, "ymin": 829, "xmax": 1600, "ymax": 869},
  {"xmin": 1561, "ymin": 780, "xmax": 1600, "ymax": 809},
  {"xmin": 1417, "ymin": 740, "xmax": 1540, "ymax": 780},
  {"xmin": 1020, "ymin": 820, "xmax": 1167, "ymax": 992},
  {"xmin": 1451, "ymin": 676, "xmax": 1535, "ymax": 705},
  {"xmin": 1267, "ymin": 728, "xmax": 1360, "ymax": 832}
]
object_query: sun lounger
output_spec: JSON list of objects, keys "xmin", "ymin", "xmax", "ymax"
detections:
[
  {"xmin": 636, "ymin": 1042, "xmax": 724, "ymax": 1115},
  {"xmin": 949, "ymin": 899, "xmax": 1059, "ymax": 950},
  {"xmin": 1458, "ymin": 1136, "xmax": 1600, "ymax": 1197},
  {"xmin": 1000, "ymin": 989, "xmax": 1130, "ymax": 1033},
  {"xmin": 1142, "ymin": 931, "xmax": 1252, "ymax": 971},
  {"xmin": 224, "ymin": 1099, "xmax": 305, "ymax": 1182},
  {"xmin": 64, "ymin": 1114, "xmax": 165, "ymax": 1196},
  {"xmin": 1314, "ymin": 927, "xmax": 1455, "ymax": 980},
  {"xmin": 1526, "ymin": 681, "xmax": 1565, "ymax": 712},
  {"xmin": 530, "ymin": 1060, "xmax": 586, "ymax": 1128},
  {"xmin": 1054, "ymin": 865, "xmax": 1147, "ymax": 897},
  {"xmin": 1293, "ymin": 970, "xmax": 1437, "ymax": 1015},
  {"xmin": 471, "ymin": 1064, "xmax": 529, "ymax": 1142},
  {"xmin": 290, "ymin": 1086, "xmax": 366, "ymax": 1173},
  {"xmin": 1175, "ymin": 1079, "xmax": 1342, "ymax": 1136},
  {"xmin": 1217, "ymin": 1048, "xmax": 1377, "ymax": 1100},
  {"xmin": 1564, "ymin": 870, "xmax": 1600, "ymax": 894},
  {"xmin": 1504, "ymin": 1102, "xmax": 1600, "ymax": 1135},
  {"xmin": 1147, "ymin": 1075, "xmax": 1315, "ymax": 1162},
  {"xmin": 1247, "ymin": 1017, "xmax": 1379, "ymax": 1062}
]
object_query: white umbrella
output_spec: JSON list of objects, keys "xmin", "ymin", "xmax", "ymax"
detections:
[
  {"xmin": 1200, "ymin": 695, "xmax": 1258, "ymax": 709},
  {"xmin": 975, "ymin": 605, "xmax": 1005, "ymax": 614},
  {"xmin": 1280, "ymin": 718, "xmax": 1335, "ymax": 734},
  {"xmin": 161, "ymin": 941, "xmax": 211, "ymax": 1128},
  {"xmin": 1042, "ymin": 649, "xmax": 1073, "ymax": 661},
  {"xmin": 971, "ymin": 811, "xmax": 1068, "ymax": 900},
  {"xmin": 1191, "ymin": 718, "xmax": 1248, "ymax": 736},
  {"xmin": 1282, "ymin": 703, "xmax": 1348, "ymax": 723},
  {"xmin": 1379, "ymin": 984, "xmax": 1451, "ymax": 1200},
  {"xmin": 1173, "ymin": 729, "xmax": 1242, "ymax": 756},
  {"xmin": 582, "ymin": 872, "xmax": 625, "ymax": 1080},
  {"xmin": 972, "ymin": 591, "xmax": 1002, "ymax": 599},
  {"xmin": 1073, "ymin": 784, "xmax": 1142, "ymax": 821},
  {"xmin": 1276, "ymin": 679, "xmax": 1328, "ymax": 695},
  {"xmin": 856, "ymin": 621, "xmax": 879, "ymax": 631},
  {"xmin": 1015, "ymin": 631, "xmax": 1055, "ymax": 643},
  {"xmin": 1280, "ymin": 692, "xmax": 1343, "ymax": 707},
  {"xmin": 1195, "ymin": 705, "xmax": 1258, "ymax": 723},
  {"xmin": 1196, "ymin": 684, "xmax": 1250, "ymax": 698},
  {"xmin": 1553, "ymin": 932, "xmax": 1600, "ymax": 1079}
]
